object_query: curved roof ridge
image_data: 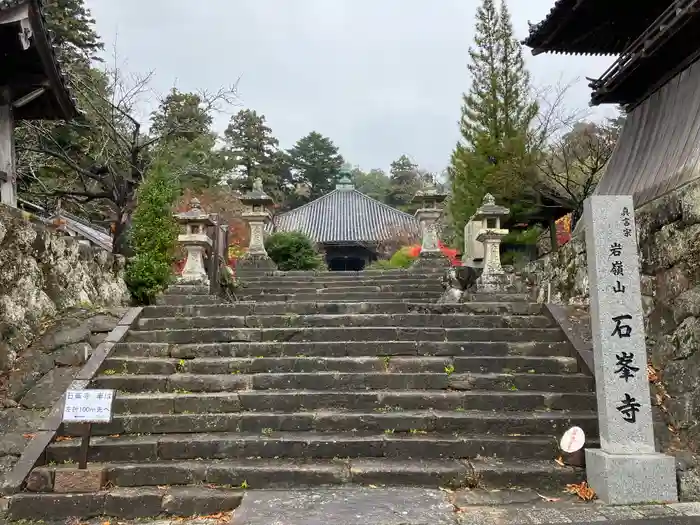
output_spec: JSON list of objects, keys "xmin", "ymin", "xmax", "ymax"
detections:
[
  {"xmin": 347, "ymin": 189, "xmax": 417, "ymax": 221},
  {"xmin": 272, "ymin": 186, "xmax": 419, "ymax": 244},
  {"xmin": 275, "ymin": 188, "xmax": 340, "ymax": 220}
]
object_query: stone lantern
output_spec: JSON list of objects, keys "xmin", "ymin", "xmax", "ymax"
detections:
[
  {"xmin": 238, "ymin": 177, "xmax": 277, "ymax": 271},
  {"xmin": 411, "ymin": 182, "xmax": 449, "ymax": 268},
  {"xmin": 174, "ymin": 197, "xmax": 214, "ymax": 284},
  {"xmin": 472, "ymin": 193, "xmax": 510, "ymax": 292}
]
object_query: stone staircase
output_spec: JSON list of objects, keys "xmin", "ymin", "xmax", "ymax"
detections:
[{"xmin": 7, "ymin": 269, "xmax": 598, "ymax": 520}]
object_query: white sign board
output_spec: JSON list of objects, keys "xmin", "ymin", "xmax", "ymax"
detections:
[
  {"xmin": 560, "ymin": 426, "xmax": 586, "ymax": 453},
  {"xmin": 62, "ymin": 389, "xmax": 115, "ymax": 423}
]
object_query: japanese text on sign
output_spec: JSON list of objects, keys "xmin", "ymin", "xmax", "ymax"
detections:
[
  {"xmin": 62, "ymin": 389, "xmax": 115, "ymax": 423},
  {"xmin": 608, "ymin": 206, "xmax": 643, "ymax": 425}
]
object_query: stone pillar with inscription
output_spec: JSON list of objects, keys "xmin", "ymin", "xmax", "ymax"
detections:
[
  {"xmin": 583, "ymin": 195, "xmax": 677, "ymax": 505},
  {"xmin": 174, "ymin": 198, "xmax": 214, "ymax": 285},
  {"xmin": 472, "ymin": 194, "xmax": 511, "ymax": 292},
  {"xmin": 238, "ymin": 178, "xmax": 277, "ymax": 273},
  {"xmin": 411, "ymin": 182, "xmax": 450, "ymax": 269}
]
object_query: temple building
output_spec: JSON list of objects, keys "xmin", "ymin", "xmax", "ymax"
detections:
[
  {"xmin": 1, "ymin": 0, "xmax": 78, "ymax": 207},
  {"xmin": 524, "ymin": 0, "xmax": 700, "ymax": 208},
  {"xmin": 273, "ymin": 174, "xmax": 419, "ymax": 271}
]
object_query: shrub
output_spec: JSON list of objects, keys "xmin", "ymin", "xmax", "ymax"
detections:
[
  {"xmin": 366, "ymin": 259, "xmax": 396, "ymax": 270},
  {"xmin": 264, "ymin": 231, "xmax": 325, "ymax": 271},
  {"xmin": 124, "ymin": 161, "xmax": 179, "ymax": 304},
  {"xmin": 388, "ymin": 246, "xmax": 417, "ymax": 268}
]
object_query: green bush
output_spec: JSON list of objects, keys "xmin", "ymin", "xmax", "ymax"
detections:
[
  {"xmin": 366, "ymin": 259, "xmax": 396, "ymax": 270},
  {"xmin": 503, "ymin": 225, "xmax": 543, "ymax": 246},
  {"xmin": 264, "ymin": 231, "xmax": 325, "ymax": 271},
  {"xmin": 388, "ymin": 247, "xmax": 417, "ymax": 268},
  {"xmin": 124, "ymin": 161, "xmax": 179, "ymax": 305}
]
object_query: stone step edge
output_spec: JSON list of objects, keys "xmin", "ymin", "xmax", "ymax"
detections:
[
  {"xmin": 68, "ymin": 408, "xmax": 600, "ymax": 421},
  {"xmin": 112, "ymin": 389, "xmax": 594, "ymax": 398},
  {"xmin": 47, "ymin": 431, "xmax": 597, "ymax": 450},
  {"xmin": 7, "ymin": 485, "xmax": 243, "ymax": 521},
  {"xmin": 25, "ymin": 457, "xmax": 584, "ymax": 492}
]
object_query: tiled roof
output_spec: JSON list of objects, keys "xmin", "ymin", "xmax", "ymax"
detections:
[
  {"xmin": 273, "ymin": 188, "xmax": 419, "ymax": 244},
  {"xmin": 0, "ymin": 0, "xmax": 78, "ymax": 120},
  {"xmin": 523, "ymin": 0, "xmax": 674, "ymax": 56}
]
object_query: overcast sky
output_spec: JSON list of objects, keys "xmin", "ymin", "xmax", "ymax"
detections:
[{"xmin": 85, "ymin": 0, "xmax": 617, "ymax": 174}]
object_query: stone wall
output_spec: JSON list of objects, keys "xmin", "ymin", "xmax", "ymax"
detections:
[
  {"xmin": 524, "ymin": 179, "xmax": 700, "ymax": 487},
  {"xmin": 0, "ymin": 204, "xmax": 129, "ymax": 372}
]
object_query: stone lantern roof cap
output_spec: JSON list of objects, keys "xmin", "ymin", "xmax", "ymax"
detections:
[
  {"xmin": 411, "ymin": 181, "xmax": 447, "ymax": 205},
  {"xmin": 473, "ymin": 193, "xmax": 510, "ymax": 219},
  {"xmin": 240, "ymin": 177, "xmax": 274, "ymax": 205},
  {"xmin": 174, "ymin": 197, "xmax": 214, "ymax": 225}
]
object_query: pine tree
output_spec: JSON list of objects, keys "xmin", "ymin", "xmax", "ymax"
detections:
[
  {"xmin": 287, "ymin": 132, "xmax": 344, "ymax": 201},
  {"xmin": 449, "ymin": 0, "xmax": 539, "ymax": 247},
  {"xmin": 386, "ymin": 155, "xmax": 419, "ymax": 209},
  {"xmin": 223, "ymin": 109, "xmax": 281, "ymax": 194},
  {"xmin": 43, "ymin": 0, "xmax": 103, "ymax": 74}
]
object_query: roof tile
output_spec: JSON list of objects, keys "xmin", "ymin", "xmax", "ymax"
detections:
[{"xmin": 273, "ymin": 189, "xmax": 419, "ymax": 244}]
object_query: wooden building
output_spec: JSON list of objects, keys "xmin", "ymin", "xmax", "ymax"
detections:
[
  {"xmin": 524, "ymin": 0, "xmax": 700, "ymax": 207},
  {"xmin": 1, "ymin": 0, "xmax": 77, "ymax": 206},
  {"xmin": 273, "ymin": 175, "xmax": 420, "ymax": 271}
]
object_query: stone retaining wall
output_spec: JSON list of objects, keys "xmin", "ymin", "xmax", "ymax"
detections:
[
  {"xmin": 524, "ymin": 179, "xmax": 700, "ymax": 493},
  {"xmin": 0, "ymin": 205, "xmax": 129, "ymax": 372},
  {"xmin": 0, "ymin": 204, "xmax": 129, "ymax": 482}
]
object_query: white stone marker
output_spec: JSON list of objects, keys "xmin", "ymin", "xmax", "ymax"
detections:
[{"xmin": 583, "ymin": 195, "xmax": 677, "ymax": 505}]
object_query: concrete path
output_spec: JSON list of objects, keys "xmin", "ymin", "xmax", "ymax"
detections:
[
  {"xmin": 2, "ymin": 488, "xmax": 700, "ymax": 525},
  {"xmin": 227, "ymin": 488, "xmax": 700, "ymax": 525}
]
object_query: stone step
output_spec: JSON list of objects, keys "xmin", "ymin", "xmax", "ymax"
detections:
[
  {"xmin": 62, "ymin": 410, "xmax": 597, "ymax": 438},
  {"xmin": 241, "ymin": 269, "xmax": 446, "ymax": 280},
  {"xmin": 111, "ymin": 390, "xmax": 595, "ymax": 414},
  {"xmin": 139, "ymin": 301, "xmax": 545, "ymax": 318},
  {"xmin": 91, "ymin": 372, "xmax": 594, "ymax": 393},
  {"xmin": 6, "ymin": 486, "xmax": 244, "ymax": 521},
  {"xmin": 28, "ymin": 457, "xmax": 584, "ymax": 491},
  {"xmin": 135, "ymin": 314, "xmax": 555, "ymax": 331},
  {"xmin": 236, "ymin": 292, "xmax": 442, "ymax": 302},
  {"xmin": 46, "ymin": 431, "xmax": 575, "ymax": 464},
  {"xmin": 113, "ymin": 340, "xmax": 574, "ymax": 359},
  {"xmin": 125, "ymin": 327, "xmax": 568, "ymax": 344},
  {"xmin": 466, "ymin": 293, "xmax": 530, "ymax": 302},
  {"xmin": 166, "ymin": 285, "xmax": 211, "ymax": 295},
  {"xmin": 239, "ymin": 284, "xmax": 445, "ymax": 295},
  {"xmin": 102, "ymin": 355, "xmax": 577, "ymax": 376},
  {"xmin": 239, "ymin": 277, "xmax": 443, "ymax": 288},
  {"xmin": 156, "ymin": 294, "xmax": 224, "ymax": 306}
]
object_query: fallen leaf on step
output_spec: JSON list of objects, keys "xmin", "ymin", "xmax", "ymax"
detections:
[
  {"xmin": 22, "ymin": 433, "xmax": 35, "ymax": 439},
  {"xmin": 555, "ymin": 456, "xmax": 565, "ymax": 467},
  {"xmin": 55, "ymin": 436, "xmax": 73, "ymax": 442},
  {"xmin": 108, "ymin": 434, "xmax": 121, "ymax": 438},
  {"xmin": 368, "ymin": 484, "xmax": 378, "ymax": 488},
  {"xmin": 647, "ymin": 364, "xmax": 659, "ymax": 383},
  {"xmin": 565, "ymin": 481, "xmax": 596, "ymax": 501},
  {"xmin": 439, "ymin": 486, "xmax": 454, "ymax": 493},
  {"xmin": 537, "ymin": 493, "xmax": 561, "ymax": 502}
]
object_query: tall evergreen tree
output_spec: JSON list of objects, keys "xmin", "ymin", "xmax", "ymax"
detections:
[
  {"xmin": 287, "ymin": 131, "xmax": 344, "ymax": 201},
  {"xmin": 223, "ymin": 109, "xmax": 281, "ymax": 195},
  {"xmin": 149, "ymin": 89, "xmax": 223, "ymax": 190},
  {"xmin": 449, "ymin": 0, "xmax": 539, "ymax": 247}
]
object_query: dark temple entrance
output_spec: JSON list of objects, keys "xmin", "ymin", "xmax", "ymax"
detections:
[{"xmin": 324, "ymin": 244, "xmax": 377, "ymax": 272}]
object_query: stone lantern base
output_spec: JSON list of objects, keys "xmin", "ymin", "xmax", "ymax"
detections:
[
  {"xmin": 237, "ymin": 254, "xmax": 278, "ymax": 276},
  {"xmin": 410, "ymin": 251, "xmax": 451, "ymax": 271}
]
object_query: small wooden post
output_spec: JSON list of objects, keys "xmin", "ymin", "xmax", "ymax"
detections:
[
  {"xmin": 78, "ymin": 423, "xmax": 92, "ymax": 469},
  {"xmin": 0, "ymin": 87, "xmax": 16, "ymax": 207},
  {"xmin": 549, "ymin": 218, "xmax": 559, "ymax": 253}
]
